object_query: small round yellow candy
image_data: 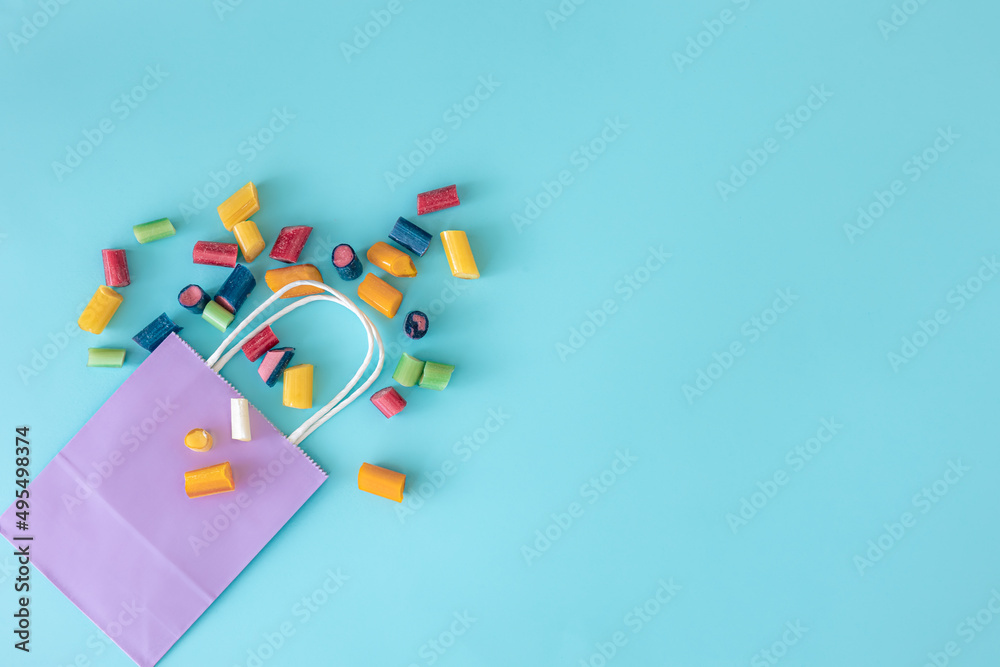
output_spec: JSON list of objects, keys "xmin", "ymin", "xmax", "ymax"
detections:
[{"xmin": 184, "ymin": 428, "xmax": 213, "ymax": 452}]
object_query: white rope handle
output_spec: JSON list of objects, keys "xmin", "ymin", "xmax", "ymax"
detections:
[{"xmin": 206, "ymin": 280, "xmax": 384, "ymax": 445}]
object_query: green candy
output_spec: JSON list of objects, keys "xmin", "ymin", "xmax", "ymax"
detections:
[
  {"xmin": 133, "ymin": 217, "xmax": 176, "ymax": 244},
  {"xmin": 418, "ymin": 361, "xmax": 455, "ymax": 391},
  {"xmin": 392, "ymin": 353, "xmax": 425, "ymax": 387},
  {"xmin": 202, "ymin": 300, "xmax": 234, "ymax": 332},
  {"xmin": 87, "ymin": 348, "xmax": 126, "ymax": 368}
]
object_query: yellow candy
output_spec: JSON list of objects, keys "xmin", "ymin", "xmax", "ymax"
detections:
[
  {"xmin": 184, "ymin": 428, "xmax": 213, "ymax": 452},
  {"xmin": 440, "ymin": 231, "xmax": 479, "ymax": 279},
  {"xmin": 233, "ymin": 219, "xmax": 265, "ymax": 263},
  {"xmin": 265, "ymin": 264, "xmax": 325, "ymax": 298},
  {"xmin": 366, "ymin": 242, "xmax": 417, "ymax": 277},
  {"xmin": 217, "ymin": 182, "xmax": 259, "ymax": 230},
  {"xmin": 283, "ymin": 364, "xmax": 313, "ymax": 409},
  {"xmin": 184, "ymin": 462, "xmax": 234, "ymax": 498},
  {"xmin": 78, "ymin": 285, "xmax": 123, "ymax": 334},
  {"xmin": 357, "ymin": 273, "xmax": 402, "ymax": 318}
]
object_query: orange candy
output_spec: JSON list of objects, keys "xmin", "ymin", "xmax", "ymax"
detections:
[
  {"xmin": 184, "ymin": 462, "xmax": 235, "ymax": 498},
  {"xmin": 357, "ymin": 273, "xmax": 402, "ymax": 318},
  {"xmin": 264, "ymin": 264, "xmax": 325, "ymax": 298},
  {"xmin": 358, "ymin": 463, "xmax": 405, "ymax": 502}
]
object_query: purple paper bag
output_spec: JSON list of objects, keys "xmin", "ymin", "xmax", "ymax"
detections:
[{"xmin": 0, "ymin": 334, "xmax": 327, "ymax": 666}]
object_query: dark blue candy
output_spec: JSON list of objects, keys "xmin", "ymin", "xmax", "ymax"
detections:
[
  {"xmin": 403, "ymin": 310, "xmax": 429, "ymax": 339},
  {"xmin": 133, "ymin": 313, "xmax": 182, "ymax": 352},
  {"xmin": 177, "ymin": 284, "xmax": 210, "ymax": 313},
  {"xmin": 332, "ymin": 244, "xmax": 363, "ymax": 281},
  {"xmin": 216, "ymin": 264, "xmax": 256, "ymax": 314},
  {"xmin": 389, "ymin": 217, "xmax": 432, "ymax": 256}
]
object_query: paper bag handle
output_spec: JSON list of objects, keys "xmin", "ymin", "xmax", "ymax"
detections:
[{"xmin": 205, "ymin": 280, "xmax": 384, "ymax": 445}]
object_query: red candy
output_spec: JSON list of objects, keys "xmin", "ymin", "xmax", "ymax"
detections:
[
  {"xmin": 101, "ymin": 249, "xmax": 130, "ymax": 287},
  {"xmin": 370, "ymin": 387, "xmax": 406, "ymax": 418},
  {"xmin": 269, "ymin": 226, "xmax": 313, "ymax": 263},
  {"xmin": 193, "ymin": 241, "xmax": 238, "ymax": 267},
  {"xmin": 242, "ymin": 325, "xmax": 279, "ymax": 362},
  {"xmin": 417, "ymin": 185, "xmax": 460, "ymax": 215}
]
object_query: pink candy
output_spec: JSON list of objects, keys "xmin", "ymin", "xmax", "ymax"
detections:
[{"xmin": 370, "ymin": 387, "xmax": 406, "ymax": 418}]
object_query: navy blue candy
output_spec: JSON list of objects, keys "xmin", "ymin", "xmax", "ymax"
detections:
[
  {"xmin": 403, "ymin": 310, "xmax": 429, "ymax": 339},
  {"xmin": 259, "ymin": 347, "xmax": 295, "ymax": 387},
  {"xmin": 332, "ymin": 244, "xmax": 363, "ymax": 281},
  {"xmin": 389, "ymin": 217, "xmax": 432, "ymax": 256},
  {"xmin": 177, "ymin": 284, "xmax": 210, "ymax": 313},
  {"xmin": 216, "ymin": 264, "xmax": 255, "ymax": 314},
  {"xmin": 133, "ymin": 313, "xmax": 182, "ymax": 352}
]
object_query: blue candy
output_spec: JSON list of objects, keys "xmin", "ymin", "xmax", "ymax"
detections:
[
  {"xmin": 403, "ymin": 310, "xmax": 429, "ymax": 339},
  {"xmin": 389, "ymin": 217, "xmax": 432, "ymax": 256},
  {"xmin": 259, "ymin": 347, "xmax": 295, "ymax": 387},
  {"xmin": 216, "ymin": 264, "xmax": 256, "ymax": 314},
  {"xmin": 133, "ymin": 313, "xmax": 182, "ymax": 352}
]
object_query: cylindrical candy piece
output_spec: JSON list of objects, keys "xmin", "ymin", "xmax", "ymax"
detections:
[
  {"xmin": 203, "ymin": 300, "xmax": 235, "ymax": 332},
  {"xmin": 87, "ymin": 348, "xmax": 125, "ymax": 368},
  {"xmin": 403, "ymin": 311, "xmax": 428, "ymax": 339},
  {"xmin": 78, "ymin": 286, "xmax": 123, "ymax": 334},
  {"xmin": 265, "ymin": 264, "xmax": 325, "ymax": 298},
  {"xmin": 283, "ymin": 364, "xmax": 314, "ymax": 409},
  {"xmin": 101, "ymin": 249, "xmax": 130, "ymax": 287},
  {"xmin": 178, "ymin": 284, "xmax": 210, "ymax": 313},
  {"xmin": 440, "ymin": 231, "xmax": 480, "ymax": 279},
  {"xmin": 133, "ymin": 313, "xmax": 182, "ymax": 351},
  {"xmin": 392, "ymin": 353, "xmax": 425, "ymax": 387},
  {"xmin": 389, "ymin": 217, "xmax": 432, "ymax": 256},
  {"xmin": 417, "ymin": 184, "xmax": 460, "ymax": 215},
  {"xmin": 358, "ymin": 462, "xmax": 405, "ymax": 502},
  {"xmin": 242, "ymin": 325, "xmax": 279, "ymax": 362},
  {"xmin": 133, "ymin": 218, "xmax": 175, "ymax": 244},
  {"xmin": 231, "ymin": 398, "xmax": 251, "ymax": 441},
  {"xmin": 184, "ymin": 428, "xmax": 213, "ymax": 452},
  {"xmin": 218, "ymin": 182, "xmax": 259, "ymax": 230},
  {"xmin": 419, "ymin": 361, "xmax": 455, "ymax": 391},
  {"xmin": 259, "ymin": 347, "xmax": 295, "ymax": 387},
  {"xmin": 270, "ymin": 226, "xmax": 313, "ymax": 263},
  {"xmin": 332, "ymin": 244, "xmax": 363, "ymax": 281},
  {"xmin": 193, "ymin": 241, "xmax": 239, "ymax": 268},
  {"xmin": 233, "ymin": 220, "xmax": 266, "ymax": 263},
  {"xmin": 370, "ymin": 386, "xmax": 406, "ymax": 418},
  {"xmin": 367, "ymin": 242, "xmax": 417, "ymax": 278},
  {"xmin": 357, "ymin": 273, "xmax": 403, "ymax": 318},
  {"xmin": 184, "ymin": 462, "xmax": 235, "ymax": 498},
  {"xmin": 216, "ymin": 264, "xmax": 256, "ymax": 313}
]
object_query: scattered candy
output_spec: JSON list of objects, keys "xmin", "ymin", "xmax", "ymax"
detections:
[
  {"xmin": 417, "ymin": 184, "xmax": 459, "ymax": 215},
  {"xmin": 178, "ymin": 284, "xmax": 210, "ymax": 313},
  {"xmin": 87, "ymin": 348, "xmax": 125, "ymax": 368},
  {"xmin": 259, "ymin": 347, "xmax": 295, "ymax": 387},
  {"xmin": 133, "ymin": 218, "xmax": 175, "ymax": 244},
  {"xmin": 392, "ymin": 353, "xmax": 425, "ymax": 387},
  {"xmin": 133, "ymin": 313, "xmax": 182, "ymax": 352},
  {"xmin": 367, "ymin": 242, "xmax": 417, "ymax": 278},
  {"xmin": 403, "ymin": 311, "xmax": 428, "ymax": 339},
  {"xmin": 242, "ymin": 325, "xmax": 279, "ymax": 362},
  {"xmin": 419, "ymin": 361, "xmax": 455, "ymax": 391},
  {"xmin": 218, "ymin": 182, "xmax": 259, "ymax": 230},
  {"xmin": 370, "ymin": 386, "xmax": 406, "ymax": 418},
  {"xmin": 231, "ymin": 398, "xmax": 251, "ymax": 441},
  {"xmin": 270, "ymin": 226, "xmax": 313, "ymax": 263},
  {"xmin": 332, "ymin": 244, "xmax": 363, "ymax": 281},
  {"xmin": 202, "ymin": 300, "xmax": 234, "ymax": 332},
  {"xmin": 282, "ymin": 364, "xmax": 314, "ymax": 409},
  {"xmin": 216, "ymin": 264, "xmax": 256, "ymax": 313},
  {"xmin": 389, "ymin": 217, "xmax": 432, "ymax": 256},
  {"xmin": 440, "ymin": 230, "xmax": 479, "ymax": 279},
  {"xmin": 184, "ymin": 428, "xmax": 213, "ymax": 453},
  {"xmin": 78, "ymin": 286, "xmax": 123, "ymax": 334},
  {"xmin": 184, "ymin": 462, "xmax": 235, "ymax": 498},
  {"xmin": 357, "ymin": 273, "xmax": 403, "ymax": 318},
  {"xmin": 233, "ymin": 220, "xmax": 266, "ymax": 263},
  {"xmin": 101, "ymin": 249, "xmax": 130, "ymax": 287},
  {"xmin": 357, "ymin": 462, "xmax": 405, "ymax": 502},
  {"xmin": 265, "ymin": 264, "xmax": 325, "ymax": 298},
  {"xmin": 193, "ymin": 241, "xmax": 239, "ymax": 268}
]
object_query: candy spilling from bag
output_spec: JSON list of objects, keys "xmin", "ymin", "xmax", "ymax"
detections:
[{"xmin": 79, "ymin": 182, "xmax": 480, "ymax": 506}]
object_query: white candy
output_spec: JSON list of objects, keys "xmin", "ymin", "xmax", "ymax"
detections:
[{"xmin": 231, "ymin": 398, "xmax": 252, "ymax": 442}]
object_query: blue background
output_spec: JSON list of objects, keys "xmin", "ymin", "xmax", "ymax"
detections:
[{"xmin": 2, "ymin": 0, "xmax": 999, "ymax": 665}]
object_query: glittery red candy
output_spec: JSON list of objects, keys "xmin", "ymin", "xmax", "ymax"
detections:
[
  {"xmin": 101, "ymin": 249, "xmax": 130, "ymax": 287},
  {"xmin": 193, "ymin": 241, "xmax": 238, "ymax": 267},
  {"xmin": 370, "ymin": 387, "xmax": 406, "ymax": 418},
  {"xmin": 417, "ymin": 185, "xmax": 459, "ymax": 215},
  {"xmin": 269, "ymin": 226, "xmax": 313, "ymax": 263},
  {"xmin": 242, "ymin": 325, "xmax": 279, "ymax": 362}
]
